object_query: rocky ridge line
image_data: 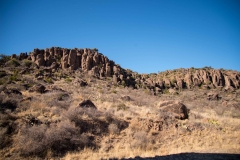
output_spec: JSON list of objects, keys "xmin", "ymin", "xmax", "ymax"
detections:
[{"xmin": 10, "ymin": 47, "xmax": 240, "ymax": 95}]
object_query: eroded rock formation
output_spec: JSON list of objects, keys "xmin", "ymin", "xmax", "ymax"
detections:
[{"xmin": 12, "ymin": 47, "xmax": 240, "ymax": 94}]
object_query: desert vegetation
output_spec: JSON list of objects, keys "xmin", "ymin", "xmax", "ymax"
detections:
[{"xmin": 0, "ymin": 50, "xmax": 240, "ymax": 159}]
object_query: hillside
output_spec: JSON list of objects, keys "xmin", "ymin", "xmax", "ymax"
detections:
[{"xmin": 0, "ymin": 48, "xmax": 240, "ymax": 159}]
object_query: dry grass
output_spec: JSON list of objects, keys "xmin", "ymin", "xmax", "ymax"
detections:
[{"xmin": 1, "ymin": 69, "xmax": 240, "ymax": 160}]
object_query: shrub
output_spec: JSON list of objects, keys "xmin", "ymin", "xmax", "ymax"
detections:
[
  {"xmin": 116, "ymin": 103, "xmax": 128, "ymax": 111},
  {"xmin": 132, "ymin": 131, "xmax": 147, "ymax": 149},
  {"xmin": 9, "ymin": 58, "xmax": 20, "ymax": 67},
  {"xmin": 0, "ymin": 112, "xmax": 16, "ymax": 149},
  {"xmin": 111, "ymin": 90, "xmax": 117, "ymax": 94},
  {"xmin": 93, "ymin": 48, "xmax": 98, "ymax": 52},
  {"xmin": 0, "ymin": 70, "xmax": 6, "ymax": 78},
  {"xmin": 171, "ymin": 78, "xmax": 177, "ymax": 84},
  {"xmin": 65, "ymin": 77, "xmax": 72, "ymax": 83},
  {"xmin": 121, "ymin": 80, "xmax": 126, "ymax": 87},
  {"xmin": 208, "ymin": 119, "xmax": 219, "ymax": 125},
  {"xmin": 0, "ymin": 78, "xmax": 8, "ymax": 85},
  {"xmin": 0, "ymin": 96, "xmax": 18, "ymax": 111},
  {"xmin": 108, "ymin": 123, "xmax": 119, "ymax": 134},
  {"xmin": 45, "ymin": 78, "xmax": 53, "ymax": 84},
  {"xmin": 16, "ymin": 120, "xmax": 85, "ymax": 157},
  {"xmin": 0, "ymin": 127, "xmax": 8, "ymax": 149},
  {"xmin": 0, "ymin": 54, "xmax": 10, "ymax": 65},
  {"xmin": 9, "ymin": 69, "xmax": 19, "ymax": 82},
  {"xmin": 162, "ymin": 89, "xmax": 169, "ymax": 94},
  {"xmin": 23, "ymin": 59, "xmax": 33, "ymax": 67},
  {"xmin": 56, "ymin": 55, "xmax": 62, "ymax": 62}
]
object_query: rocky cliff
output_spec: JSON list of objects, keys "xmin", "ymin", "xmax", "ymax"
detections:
[
  {"xmin": 11, "ymin": 47, "xmax": 240, "ymax": 95},
  {"xmin": 28, "ymin": 47, "xmax": 128, "ymax": 78}
]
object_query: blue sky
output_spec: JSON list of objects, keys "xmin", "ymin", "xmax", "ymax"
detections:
[{"xmin": 0, "ymin": 0, "xmax": 239, "ymax": 73}]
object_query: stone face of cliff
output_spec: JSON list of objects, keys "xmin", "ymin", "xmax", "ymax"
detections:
[
  {"xmin": 29, "ymin": 47, "xmax": 119, "ymax": 76},
  {"xmin": 12, "ymin": 47, "xmax": 240, "ymax": 94}
]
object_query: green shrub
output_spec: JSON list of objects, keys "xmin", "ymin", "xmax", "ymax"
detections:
[
  {"xmin": 0, "ymin": 70, "xmax": 7, "ymax": 78},
  {"xmin": 111, "ymin": 90, "xmax": 117, "ymax": 94},
  {"xmin": 171, "ymin": 78, "xmax": 177, "ymax": 84},
  {"xmin": 0, "ymin": 77, "xmax": 8, "ymax": 85},
  {"xmin": 9, "ymin": 58, "xmax": 20, "ymax": 67},
  {"xmin": 162, "ymin": 89, "xmax": 170, "ymax": 94},
  {"xmin": 23, "ymin": 59, "xmax": 33, "ymax": 67},
  {"xmin": 9, "ymin": 70, "xmax": 18, "ymax": 82},
  {"xmin": 45, "ymin": 78, "xmax": 53, "ymax": 83},
  {"xmin": 56, "ymin": 55, "xmax": 62, "ymax": 62},
  {"xmin": 93, "ymin": 48, "xmax": 98, "ymax": 52},
  {"xmin": 116, "ymin": 103, "xmax": 128, "ymax": 111},
  {"xmin": 121, "ymin": 81, "xmax": 126, "ymax": 87},
  {"xmin": 65, "ymin": 77, "xmax": 72, "ymax": 83}
]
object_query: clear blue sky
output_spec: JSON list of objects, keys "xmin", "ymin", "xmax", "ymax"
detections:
[{"xmin": 0, "ymin": 0, "xmax": 240, "ymax": 73}]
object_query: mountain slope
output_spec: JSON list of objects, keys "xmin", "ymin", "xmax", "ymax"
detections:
[{"xmin": 0, "ymin": 48, "xmax": 240, "ymax": 159}]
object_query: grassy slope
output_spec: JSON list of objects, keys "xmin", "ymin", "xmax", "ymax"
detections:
[{"xmin": 0, "ymin": 63, "xmax": 240, "ymax": 159}]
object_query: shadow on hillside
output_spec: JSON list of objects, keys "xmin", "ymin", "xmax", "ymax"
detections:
[{"xmin": 120, "ymin": 153, "xmax": 240, "ymax": 160}]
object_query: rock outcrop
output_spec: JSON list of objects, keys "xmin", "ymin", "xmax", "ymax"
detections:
[
  {"xmin": 29, "ymin": 47, "xmax": 123, "ymax": 78},
  {"xmin": 78, "ymin": 99, "xmax": 97, "ymax": 109},
  {"xmin": 207, "ymin": 92, "xmax": 221, "ymax": 100},
  {"xmin": 158, "ymin": 101, "xmax": 189, "ymax": 120},
  {"xmin": 11, "ymin": 47, "xmax": 240, "ymax": 94},
  {"xmin": 29, "ymin": 84, "xmax": 46, "ymax": 93},
  {"xmin": 72, "ymin": 78, "xmax": 88, "ymax": 87}
]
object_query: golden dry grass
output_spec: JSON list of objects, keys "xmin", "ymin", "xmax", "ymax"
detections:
[{"xmin": 1, "ymin": 72, "xmax": 240, "ymax": 160}]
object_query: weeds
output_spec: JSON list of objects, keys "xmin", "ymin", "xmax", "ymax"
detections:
[
  {"xmin": 45, "ymin": 78, "xmax": 53, "ymax": 84},
  {"xmin": 112, "ymin": 103, "xmax": 129, "ymax": 111},
  {"xmin": 0, "ymin": 70, "xmax": 6, "ymax": 78},
  {"xmin": 108, "ymin": 123, "xmax": 120, "ymax": 134},
  {"xmin": 65, "ymin": 77, "xmax": 72, "ymax": 83},
  {"xmin": 8, "ymin": 58, "xmax": 20, "ymax": 67},
  {"xmin": 16, "ymin": 120, "xmax": 84, "ymax": 156},
  {"xmin": 23, "ymin": 59, "xmax": 33, "ymax": 67},
  {"xmin": 9, "ymin": 69, "xmax": 19, "ymax": 82},
  {"xmin": 132, "ymin": 131, "xmax": 148, "ymax": 149}
]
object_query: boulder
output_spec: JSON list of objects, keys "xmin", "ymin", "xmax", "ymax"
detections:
[
  {"xmin": 72, "ymin": 78, "xmax": 88, "ymax": 87},
  {"xmin": 120, "ymin": 95, "xmax": 131, "ymax": 101},
  {"xmin": 168, "ymin": 88, "xmax": 178, "ymax": 95},
  {"xmin": 4, "ymin": 88, "xmax": 22, "ymax": 95},
  {"xmin": 89, "ymin": 66, "xmax": 100, "ymax": 77},
  {"xmin": 158, "ymin": 101, "xmax": 188, "ymax": 120},
  {"xmin": 78, "ymin": 99, "xmax": 97, "ymax": 109},
  {"xmin": 57, "ymin": 93, "xmax": 70, "ymax": 101},
  {"xmin": 29, "ymin": 84, "xmax": 46, "ymax": 93},
  {"xmin": 207, "ymin": 92, "xmax": 221, "ymax": 100}
]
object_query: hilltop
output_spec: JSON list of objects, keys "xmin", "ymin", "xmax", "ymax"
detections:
[
  {"xmin": 0, "ymin": 48, "xmax": 240, "ymax": 159},
  {"xmin": 3, "ymin": 47, "xmax": 240, "ymax": 92}
]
